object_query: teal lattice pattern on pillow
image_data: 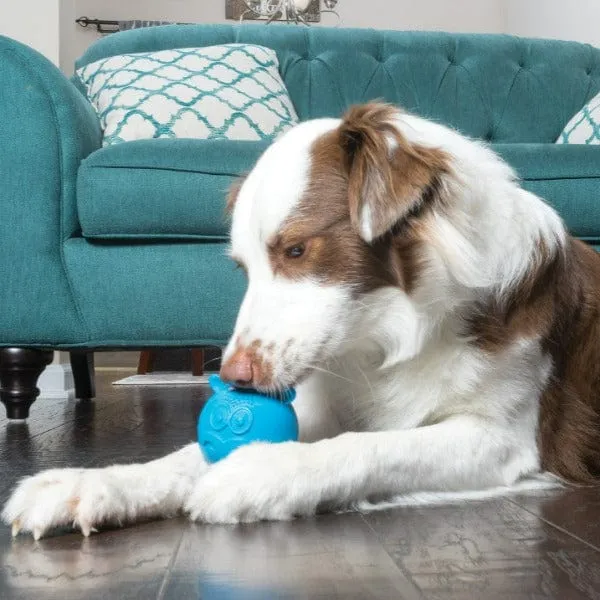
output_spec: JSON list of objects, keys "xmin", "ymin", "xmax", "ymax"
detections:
[
  {"xmin": 557, "ymin": 91, "xmax": 600, "ymax": 144},
  {"xmin": 76, "ymin": 44, "xmax": 299, "ymax": 145}
]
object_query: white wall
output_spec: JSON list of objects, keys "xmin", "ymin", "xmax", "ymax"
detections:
[
  {"xmin": 336, "ymin": 0, "xmax": 504, "ymax": 32},
  {"xmin": 505, "ymin": 0, "xmax": 600, "ymax": 47},
  {"xmin": 72, "ymin": 0, "xmax": 504, "ymax": 31},
  {"xmin": 68, "ymin": 0, "xmax": 228, "ymax": 71},
  {"xmin": 67, "ymin": 0, "xmax": 504, "ymax": 72},
  {"xmin": 0, "ymin": 0, "xmax": 60, "ymax": 64},
  {"xmin": 60, "ymin": 0, "xmax": 78, "ymax": 74},
  {"xmin": 4, "ymin": 1, "xmax": 598, "ymax": 79}
]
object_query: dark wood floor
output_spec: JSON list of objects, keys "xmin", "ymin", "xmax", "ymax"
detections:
[{"xmin": 1, "ymin": 372, "xmax": 600, "ymax": 599}]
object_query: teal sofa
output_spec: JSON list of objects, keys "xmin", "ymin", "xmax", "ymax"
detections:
[{"xmin": 1, "ymin": 24, "xmax": 600, "ymax": 418}]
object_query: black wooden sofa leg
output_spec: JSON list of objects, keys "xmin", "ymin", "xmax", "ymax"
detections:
[
  {"xmin": 0, "ymin": 348, "xmax": 53, "ymax": 419},
  {"xmin": 69, "ymin": 351, "xmax": 95, "ymax": 400}
]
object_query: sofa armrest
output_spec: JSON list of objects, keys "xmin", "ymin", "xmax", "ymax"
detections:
[
  {"xmin": 0, "ymin": 35, "xmax": 102, "ymax": 238},
  {"xmin": 0, "ymin": 36, "xmax": 102, "ymax": 345}
]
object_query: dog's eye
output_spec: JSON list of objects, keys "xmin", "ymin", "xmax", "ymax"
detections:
[{"xmin": 285, "ymin": 244, "xmax": 305, "ymax": 259}]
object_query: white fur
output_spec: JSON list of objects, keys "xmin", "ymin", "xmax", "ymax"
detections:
[
  {"xmin": 358, "ymin": 203, "xmax": 375, "ymax": 242},
  {"xmin": 225, "ymin": 117, "xmax": 352, "ymax": 386},
  {"xmin": 2, "ymin": 110, "xmax": 566, "ymax": 538}
]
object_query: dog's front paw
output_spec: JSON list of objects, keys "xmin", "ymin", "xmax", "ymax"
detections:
[
  {"xmin": 185, "ymin": 442, "xmax": 319, "ymax": 524},
  {"xmin": 2, "ymin": 468, "xmax": 128, "ymax": 539}
]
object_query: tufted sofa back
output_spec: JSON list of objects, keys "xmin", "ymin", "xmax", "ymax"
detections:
[{"xmin": 76, "ymin": 24, "xmax": 600, "ymax": 143}]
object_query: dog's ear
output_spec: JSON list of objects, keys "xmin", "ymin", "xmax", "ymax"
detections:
[
  {"xmin": 339, "ymin": 103, "xmax": 449, "ymax": 242},
  {"xmin": 225, "ymin": 176, "xmax": 247, "ymax": 214}
]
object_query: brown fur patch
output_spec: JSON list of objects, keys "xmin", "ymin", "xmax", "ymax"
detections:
[
  {"xmin": 340, "ymin": 103, "xmax": 451, "ymax": 241},
  {"xmin": 465, "ymin": 240, "xmax": 559, "ymax": 353},
  {"xmin": 267, "ymin": 103, "xmax": 450, "ymax": 295},
  {"xmin": 538, "ymin": 240, "xmax": 600, "ymax": 482},
  {"xmin": 466, "ymin": 238, "xmax": 600, "ymax": 483}
]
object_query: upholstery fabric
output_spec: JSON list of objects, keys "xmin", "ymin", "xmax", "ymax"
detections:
[
  {"xmin": 557, "ymin": 91, "xmax": 600, "ymax": 144},
  {"xmin": 63, "ymin": 239, "xmax": 246, "ymax": 345},
  {"xmin": 3, "ymin": 27, "xmax": 600, "ymax": 348},
  {"xmin": 77, "ymin": 138, "xmax": 269, "ymax": 239},
  {"xmin": 77, "ymin": 25, "xmax": 600, "ymax": 144},
  {"xmin": 79, "ymin": 140, "xmax": 600, "ymax": 242},
  {"xmin": 493, "ymin": 144, "xmax": 600, "ymax": 243},
  {"xmin": 0, "ymin": 36, "xmax": 101, "ymax": 345},
  {"xmin": 77, "ymin": 44, "xmax": 298, "ymax": 146}
]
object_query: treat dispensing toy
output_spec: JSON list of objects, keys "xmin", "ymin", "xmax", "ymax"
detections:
[{"xmin": 198, "ymin": 375, "xmax": 298, "ymax": 463}]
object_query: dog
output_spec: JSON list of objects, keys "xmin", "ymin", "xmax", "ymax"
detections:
[{"xmin": 4, "ymin": 103, "xmax": 600, "ymax": 539}]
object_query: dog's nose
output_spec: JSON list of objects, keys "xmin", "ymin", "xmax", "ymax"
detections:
[{"xmin": 220, "ymin": 350, "xmax": 254, "ymax": 386}]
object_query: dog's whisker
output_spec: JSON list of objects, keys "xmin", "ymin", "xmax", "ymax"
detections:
[
  {"xmin": 354, "ymin": 361, "xmax": 374, "ymax": 396},
  {"xmin": 299, "ymin": 364, "xmax": 355, "ymax": 384},
  {"xmin": 202, "ymin": 356, "xmax": 222, "ymax": 368}
]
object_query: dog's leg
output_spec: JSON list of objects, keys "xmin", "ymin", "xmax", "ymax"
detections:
[
  {"xmin": 2, "ymin": 443, "xmax": 205, "ymax": 539},
  {"xmin": 2, "ymin": 380, "xmax": 339, "ymax": 539},
  {"xmin": 185, "ymin": 416, "xmax": 538, "ymax": 523}
]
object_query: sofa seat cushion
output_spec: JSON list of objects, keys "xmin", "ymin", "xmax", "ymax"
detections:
[
  {"xmin": 492, "ymin": 144, "xmax": 600, "ymax": 244},
  {"xmin": 78, "ymin": 140, "xmax": 600, "ymax": 243},
  {"xmin": 77, "ymin": 138, "xmax": 270, "ymax": 239}
]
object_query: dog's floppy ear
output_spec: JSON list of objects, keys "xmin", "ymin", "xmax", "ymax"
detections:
[
  {"xmin": 339, "ymin": 103, "xmax": 450, "ymax": 242},
  {"xmin": 225, "ymin": 176, "xmax": 247, "ymax": 214}
]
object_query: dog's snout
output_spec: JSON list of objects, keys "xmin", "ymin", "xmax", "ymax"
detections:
[
  {"xmin": 220, "ymin": 342, "xmax": 276, "ymax": 389},
  {"xmin": 220, "ymin": 350, "xmax": 254, "ymax": 386}
]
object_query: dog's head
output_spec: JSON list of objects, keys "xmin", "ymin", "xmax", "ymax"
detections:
[{"xmin": 220, "ymin": 103, "xmax": 451, "ymax": 391}]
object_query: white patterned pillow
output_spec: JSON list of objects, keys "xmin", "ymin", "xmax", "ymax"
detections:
[
  {"xmin": 76, "ymin": 44, "xmax": 299, "ymax": 146},
  {"xmin": 557, "ymin": 91, "xmax": 600, "ymax": 144}
]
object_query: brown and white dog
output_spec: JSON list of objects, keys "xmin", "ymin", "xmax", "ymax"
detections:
[{"xmin": 4, "ymin": 103, "xmax": 600, "ymax": 538}]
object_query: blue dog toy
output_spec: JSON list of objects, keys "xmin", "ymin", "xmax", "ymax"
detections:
[{"xmin": 198, "ymin": 375, "xmax": 298, "ymax": 463}]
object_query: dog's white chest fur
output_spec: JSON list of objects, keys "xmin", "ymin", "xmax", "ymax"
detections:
[{"xmin": 297, "ymin": 328, "xmax": 549, "ymax": 444}]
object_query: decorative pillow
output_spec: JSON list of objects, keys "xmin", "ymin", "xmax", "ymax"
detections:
[
  {"xmin": 76, "ymin": 44, "xmax": 299, "ymax": 146},
  {"xmin": 557, "ymin": 91, "xmax": 600, "ymax": 144}
]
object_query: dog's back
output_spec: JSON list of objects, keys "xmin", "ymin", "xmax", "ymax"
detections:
[{"xmin": 533, "ymin": 238, "xmax": 600, "ymax": 481}]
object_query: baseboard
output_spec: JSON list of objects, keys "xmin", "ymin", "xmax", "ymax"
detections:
[{"xmin": 37, "ymin": 363, "xmax": 75, "ymax": 401}]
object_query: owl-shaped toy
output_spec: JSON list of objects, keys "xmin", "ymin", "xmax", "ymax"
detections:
[{"xmin": 198, "ymin": 374, "xmax": 298, "ymax": 463}]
